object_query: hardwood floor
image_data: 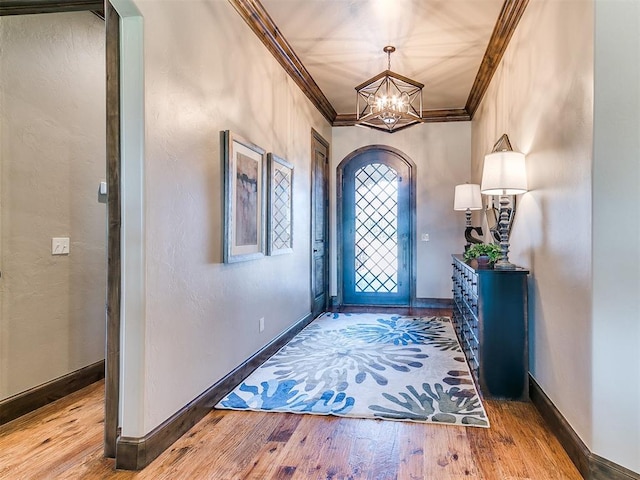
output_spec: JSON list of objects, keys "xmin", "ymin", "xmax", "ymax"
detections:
[{"xmin": 0, "ymin": 380, "xmax": 582, "ymax": 479}]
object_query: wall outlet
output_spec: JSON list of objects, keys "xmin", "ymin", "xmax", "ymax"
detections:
[
  {"xmin": 421, "ymin": 233, "xmax": 430, "ymax": 242},
  {"xmin": 259, "ymin": 317, "xmax": 265, "ymax": 332},
  {"xmin": 52, "ymin": 237, "xmax": 70, "ymax": 255}
]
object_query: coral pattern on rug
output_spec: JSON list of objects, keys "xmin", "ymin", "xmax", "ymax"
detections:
[{"xmin": 216, "ymin": 313, "xmax": 489, "ymax": 428}]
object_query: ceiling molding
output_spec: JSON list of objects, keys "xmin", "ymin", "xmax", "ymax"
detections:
[
  {"xmin": 0, "ymin": 0, "xmax": 102, "ymax": 15},
  {"xmin": 4, "ymin": 0, "xmax": 527, "ymax": 127},
  {"xmin": 231, "ymin": 0, "xmax": 527, "ymax": 128},
  {"xmin": 419, "ymin": 109, "xmax": 472, "ymax": 123},
  {"xmin": 332, "ymin": 114, "xmax": 360, "ymax": 128},
  {"xmin": 228, "ymin": 0, "xmax": 337, "ymax": 124},
  {"xmin": 334, "ymin": 109, "xmax": 471, "ymax": 128},
  {"xmin": 465, "ymin": 0, "xmax": 530, "ymax": 117}
]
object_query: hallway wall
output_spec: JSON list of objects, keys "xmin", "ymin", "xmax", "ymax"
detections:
[
  {"xmin": 118, "ymin": 0, "xmax": 332, "ymax": 436},
  {"xmin": 592, "ymin": 0, "xmax": 640, "ymax": 471},
  {"xmin": 0, "ymin": 12, "xmax": 106, "ymax": 400},
  {"xmin": 472, "ymin": 0, "xmax": 594, "ymax": 459},
  {"xmin": 472, "ymin": 0, "xmax": 640, "ymax": 474}
]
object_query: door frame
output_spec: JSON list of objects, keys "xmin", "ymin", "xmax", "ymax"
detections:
[
  {"xmin": 0, "ymin": 1, "xmax": 122, "ymax": 459},
  {"xmin": 104, "ymin": 0, "xmax": 122, "ymax": 458},
  {"xmin": 310, "ymin": 129, "xmax": 330, "ymax": 317},
  {"xmin": 336, "ymin": 145, "xmax": 417, "ymax": 308}
]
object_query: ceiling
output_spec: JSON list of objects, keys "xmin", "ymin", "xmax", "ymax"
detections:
[
  {"xmin": 230, "ymin": 0, "xmax": 529, "ymax": 127},
  {"xmin": 0, "ymin": 0, "xmax": 528, "ymax": 127}
]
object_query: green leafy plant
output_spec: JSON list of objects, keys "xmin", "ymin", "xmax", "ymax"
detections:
[{"xmin": 463, "ymin": 243, "xmax": 502, "ymax": 263}]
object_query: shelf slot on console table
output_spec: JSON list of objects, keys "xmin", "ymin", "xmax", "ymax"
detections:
[{"xmin": 451, "ymin": 254, "xmax": 529, "ymax": 400}]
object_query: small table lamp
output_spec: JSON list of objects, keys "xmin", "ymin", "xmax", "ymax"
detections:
[
  {"xmin": 480, "ymin": 137, "xmax": 528, "ymax": 270},
  {"xmin": 454, "ymin": 183, "xmax": 483, "ymax": 250}
]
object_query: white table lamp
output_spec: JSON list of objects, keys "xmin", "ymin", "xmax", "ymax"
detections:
[
  {"xmin": 481, "ymin": 141, "xmax": 528, "ymax": 270},
  {"xmin": 454, "ymin": 183, "xmax": 483, "ymax": 249}
]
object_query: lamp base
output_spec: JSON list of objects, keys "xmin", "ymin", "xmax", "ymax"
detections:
[
  {"xmin": 494, "ymin": 259, "xmax": 517, "ymax": 270},
  {"xmin": 496, "ymin": 194, "xmax": 515, "ymax": 270}
]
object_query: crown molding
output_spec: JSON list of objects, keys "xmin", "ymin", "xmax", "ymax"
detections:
[
  {"xmin": 228, "ymin": 0, "xmax": 337, "ymax": 124},
  {"xmin": 419, "ymin": 109, "xmax": 472, "ymax": 123},
  {"xmin": 230, "ymin": 0, "xmax": 527, "ymax": 127},
  {"xmin": 465, "ymin": 0, "xmax": 530, "ymax": 117},
  {"xmin": 2, "ymin": 0, "xmax": 526, "ymax": 126},
  {"xmin": 334, "ymin": 109, "xmax": 471, "ymax": 128}
]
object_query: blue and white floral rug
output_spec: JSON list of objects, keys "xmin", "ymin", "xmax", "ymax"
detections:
[{"xmin": 215, "ymin": 313, "xmax": 489, "ymax": 428}]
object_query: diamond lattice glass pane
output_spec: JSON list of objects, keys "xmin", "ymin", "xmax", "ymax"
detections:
[
  {"xmin": 354, "ymin": 163, "xmax": 398, "ymax": 293},
  {"xmin": 271, "ymin": 169, "xmax": 291, "ymax": 250}
]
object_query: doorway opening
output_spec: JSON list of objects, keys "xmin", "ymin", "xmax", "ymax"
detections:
[{"xmin": 338, "ymin": 145, "xmax": 416, "ymax": 307}]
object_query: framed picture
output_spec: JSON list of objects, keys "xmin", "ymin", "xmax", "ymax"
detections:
[
  {"xmin": 267, "ymin": 153, "xmax": 294, "ymax": 255},
  {"xmin": 222, "ymin": 130, "xmax": 266, "ymax": 263}
]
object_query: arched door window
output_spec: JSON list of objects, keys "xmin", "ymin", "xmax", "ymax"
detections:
[{"xmin": 339, "ymin": 146, "xmax": 415, "ymax": 306}]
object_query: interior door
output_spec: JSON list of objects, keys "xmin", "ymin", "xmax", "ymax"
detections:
[
  {"xmin": 311, "ymin": 131, "xmax": 329, "ymax": 317},
  {"xmin": 341, "ymin": 149, "xmax": 411, "ymax": 306}
]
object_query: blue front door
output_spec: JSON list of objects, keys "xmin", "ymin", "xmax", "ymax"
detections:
[{"xmin": 341, "ymin": 149, "xmax": 412, "ymax": 306}]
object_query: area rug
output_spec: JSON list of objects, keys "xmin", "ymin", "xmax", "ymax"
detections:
[{"xmin": 215, "ymin": 312, "xmax": 489, "ymax": 428}]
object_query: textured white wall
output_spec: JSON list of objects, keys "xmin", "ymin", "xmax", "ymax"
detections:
[
  {"xmin": 0, "ymin": 13, "xmax": 106, "ymax": 399},
  {"xmin": 471, "ymin": 0, "xmax": 595, "ymax": 452},
  {"xmin": 119, "ymin": 0, "xmax": 332, "ymax": 436},
  {"xmin": 331, "ymin": 122, "xmax": 472, "ymax": 300},
  {"xmin": 592, "ymin": 0, "xmax": 640, "ymax": 472}
]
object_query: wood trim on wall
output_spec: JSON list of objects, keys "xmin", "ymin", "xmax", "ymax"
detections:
[
  {"xmin": 529, "ymin": 375, "xmax": 640, "ymax": 480},
  {"xmin": 417, "ymin": 109, "xmax": 472, "ymax": 123},
  {"xmin": 413, "ymin": 298, "xmax": 454, "ymax": 309},
  {"xmin": 333, "ymin": 109, "xmax": 471, "ymax": 127},
  {"xmin": 529, "ymin": 375, "xmax": 590, "ymax": 478},
  {"xmin": 465, "ymin": 0, "xmax": 530, "ymax": 117},
  {"xmin": 115, "ymin": 312, "xmax": 315, "ymax": 471},
  {"xmin": 310, "ymin": 129, "xmax": 330, "ymax": 318},
  {"xmin": 0, "ymin": 0, "xmax": 103, "ymax": 16},
  {"xmin": 228, "ymin": 0, "xmax": 336, "ymax": 124},
  {"xmin": 0, "ymin": 361, "xmax": 105, "ymax": 425},
  {"xmin": 591, "ymin": 456, "xmax": 640, "ymax": 480},
  {"xmin": 8, "ymin": 0, "xmax": 525, "ymax": 130},
  {"xmin": 226, "ymin": 0, "xmax": 527, "ymax": 126},
  {"xmin": 0, "ymin": 0, "xmax": 120, "ymax": 459},
  {"xmin": 104, "ymin": 0, "xmax": 121, "ymax": 459},
  {"xmin": 330, "ymin": 304, "xmax": 452, "ymax": 316}
]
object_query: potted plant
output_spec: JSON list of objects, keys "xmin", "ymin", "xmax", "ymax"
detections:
[{"xmin": 463, "ymin": 243, "xmax": 502, "ymax": 269}]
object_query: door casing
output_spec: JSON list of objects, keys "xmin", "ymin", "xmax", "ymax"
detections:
[{"xmin": 310, "ymin": 130, "xmax": 330, "ymax": 317}]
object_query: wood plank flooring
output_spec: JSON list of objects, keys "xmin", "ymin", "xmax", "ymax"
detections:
[{"xmin": 0, "ymin": 380, "xmax": 582, "ymax": 479}]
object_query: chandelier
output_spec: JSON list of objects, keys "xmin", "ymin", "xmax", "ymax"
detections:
[{"xmin": 355, "ymin": 46, "xmax": 424, "ymax": 133}]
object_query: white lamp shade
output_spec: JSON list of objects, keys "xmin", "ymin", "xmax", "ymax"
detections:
[
  {"xmin": 454, "ymin": 183, "xmax": 483, "ymax": 211},
  {"xmin": 480, "ymin": 150, "xmax": 528, "ymax": 195}
]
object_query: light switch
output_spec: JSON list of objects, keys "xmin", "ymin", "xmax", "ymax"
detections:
[
  {"xmin": 52, "ymin": 237, "xmax": 70, "ymax": 255},
  {"xmin": 99, "ymin": 181, "xmax": 107, "ymax": 195}
]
